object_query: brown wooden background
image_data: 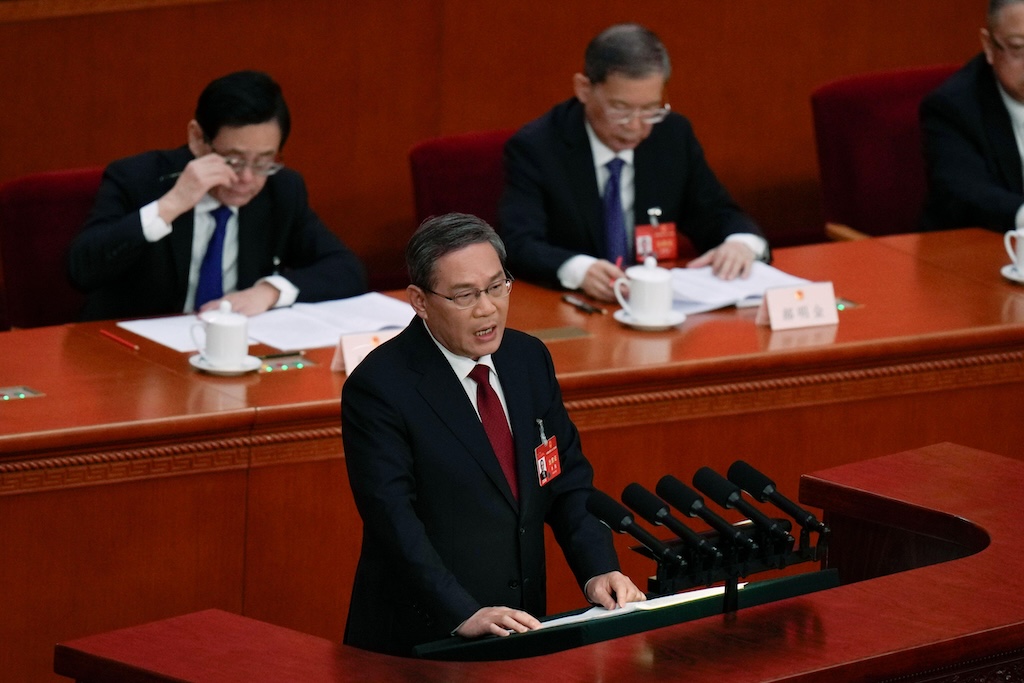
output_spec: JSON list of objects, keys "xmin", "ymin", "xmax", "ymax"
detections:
[{"xmin": 0, "ymin": 1, "xmax": 984, "ymax": 288}]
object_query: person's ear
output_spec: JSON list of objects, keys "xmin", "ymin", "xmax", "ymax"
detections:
[
  {"xmin": 187, "ymin": 120, "xmax": 208, "ymax": 157},
  {"xmin": 573, "ymin": 73, "xmax": 592, "ymax": 103},
  {"xmin": 407, "ymin": 285, "xmax": 428, "ymax": 319},
  {"xmin": 982, "ymin": 28, "xmax": 996, "ymax": 65}
]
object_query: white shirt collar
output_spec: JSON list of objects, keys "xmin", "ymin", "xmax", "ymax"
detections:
[
  {"xmin": 420, "ymin": 318, "xmax": 497, "ymax": 380},
  {"xmin": 584, "ymin": 120, "xmax": 634, "ymax": 167}
]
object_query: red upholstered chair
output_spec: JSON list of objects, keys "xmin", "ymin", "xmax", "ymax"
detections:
[
  {"xmin": 810, "ymin": 64, "xmax": 958, "ymax": 240},
  {"xmin": 408, "ymin": 129, "xmax": 516, "ymax": 227},
  {"xmin": 0, "ymin": 167, "xmax": 103, "ymax": 329}
]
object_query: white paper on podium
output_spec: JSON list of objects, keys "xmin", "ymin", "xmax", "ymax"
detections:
[
  {"xmin": 669, "ymin": 262, "xmax": 809, "ymax": 315},
  {"xmin": 536, "ymin": 583, "xmax": 745, "ymax": 630},
  {"xmin": 118, "ymin": 292, "xmax": 414, "ymax": 352}
]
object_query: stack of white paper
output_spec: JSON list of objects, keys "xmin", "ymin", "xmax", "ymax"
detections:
[{"xmin": 117, "ymin": 292, "xmax": 414, "ymax": 352}]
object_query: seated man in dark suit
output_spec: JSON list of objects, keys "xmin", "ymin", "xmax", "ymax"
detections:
[
  {"xmin": 921, "ymin": 0, "xmax": 1024, "ymax": 232},
  {"xmin": 342, "ymin": 213, "xmax": 644, "ymax": 656},
  {"xmin": 500, "ymin": 23, "xmax": 767, "ymax": 303},
  {"xmin": 68, "ymin": 70, "xmax": 366, "ymax": 321}
]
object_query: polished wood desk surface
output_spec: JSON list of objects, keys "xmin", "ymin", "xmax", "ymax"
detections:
[
  {"xmin": 3, "ymin": 228, "xmax": 1023, "ymax": 456},
  {"xmin": 6, "ymin": 228, "xmax": 1024, "ymax": 683},
  {"xmin": 53, "ymin": 443, "xmax": 1024, "ymax": 683}
]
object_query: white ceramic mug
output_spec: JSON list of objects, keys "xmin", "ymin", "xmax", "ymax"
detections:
[
  {"xmin": 1005, "ymin": 228, "xmax": 1024, "ymax": 272},
  {"xmin": 191, "ymin": 301, "xmax": 249, "ymax": 368},
  {"xmin": 614, "ymin": 257, "xmax": 673, "ymax": 324}
]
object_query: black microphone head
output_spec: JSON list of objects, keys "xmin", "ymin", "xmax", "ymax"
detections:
[
  {"xmin": 727, "ymin": 460, "xmax": 775, "ymax": 501},
  {"xmin": 692, "ymin": 467, "xmax": 741, "ymax": 509},
  {"xmin": 621, "ymin": 483, "xmax": 668, "ymax": 526},
  {"xmin": 586, "ymin": 490, "xmax": 633, "ymax": 533},
  {"xmin": 656, "ymin": 475, "xmax": 704, "ymax": 515}
]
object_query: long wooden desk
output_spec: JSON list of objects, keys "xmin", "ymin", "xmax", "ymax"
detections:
[
  {"xmin": 3, "ymin": 228, "xmax": 1024, "ymax": 682},
  {"xmin": 52, "ymin": 443, "xmax": 1024, "ymax": 682}
]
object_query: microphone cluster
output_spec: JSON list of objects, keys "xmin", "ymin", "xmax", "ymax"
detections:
[{"xmin": 587, "ymin": 460, "xmax": 829, "ymax": 597}]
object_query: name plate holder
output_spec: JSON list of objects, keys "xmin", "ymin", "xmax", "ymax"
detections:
[
  {"xmin": 331, "ymin": 329, "xmax": 401, "ymax": 373},
  {"xmin": 755, "ymin": 281, "xmax": 839, "ymax": 331}
]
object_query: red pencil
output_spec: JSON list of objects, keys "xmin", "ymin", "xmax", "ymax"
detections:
[{"xmin": 100, "ymin": 329, "xmax": 140, "ymax": 351}]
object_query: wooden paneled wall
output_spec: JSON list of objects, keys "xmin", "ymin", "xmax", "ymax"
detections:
[{"xmin": 0, "ymin": 1, "xmax": 984, "ymax": 288}]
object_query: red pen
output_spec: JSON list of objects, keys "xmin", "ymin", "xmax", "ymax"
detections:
[{"xmin": 100, "ymin": 329, "xmax": 140, "ymax": 351}]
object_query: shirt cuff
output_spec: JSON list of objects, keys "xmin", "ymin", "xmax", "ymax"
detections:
[
  {"xmin": 139, "ymin": 200, "xmax": 172, "ymax": 242},
  {"xmin": 725, "ymin": 233, "xmax": 769, "ymax": 261},
  {"xmin": 557, "ymin": 254, "xmax": 599, "ymax": 290},
  {"xmin": 260, "ymin": 275, "xmax": 298, "ymax": 308}
]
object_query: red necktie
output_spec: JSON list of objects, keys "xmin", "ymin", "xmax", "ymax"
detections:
[{"xmin": 469, "ymin": 364, "xmax": 518, "ymax": 500}]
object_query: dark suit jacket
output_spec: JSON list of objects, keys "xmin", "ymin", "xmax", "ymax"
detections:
[
  {"xmin": 499, "ymin": 98, "xmax": 763, "ymax": 287},
  {"xmin": 341, "ymin": 317, "xmax": 619, "ymax": 656},
  {"xmin": 921, "ymin": 53, "xmax": 1024, "ymax": 231},
  {"xmin": 68, "ymin": 146, "xmax": 366, "ymax": 320}
]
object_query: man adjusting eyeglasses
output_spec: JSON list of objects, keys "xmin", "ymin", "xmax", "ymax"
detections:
[{"xmin": 69, "ymin": 70, "xmax": 366, "ymax": 320}]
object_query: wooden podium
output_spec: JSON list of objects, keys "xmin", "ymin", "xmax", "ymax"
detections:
[{"xmin": 53, "ymin": 443, "xmax": 1024, "ymax": 682}]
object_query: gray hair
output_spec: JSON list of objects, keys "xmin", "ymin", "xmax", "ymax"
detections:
[
  {"xmin": 583, "ymin": 23, "xmax": 671, "ymax": 84},
  {"xmin": 990, "ymin": 0, "xmax": 1024, "ymax": 24},
  {"xmin": 406, "ymin": 213, "xmax": 507, "ymax": 290}
]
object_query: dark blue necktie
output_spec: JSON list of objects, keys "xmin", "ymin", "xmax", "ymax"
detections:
[
  {"xmin": 195, "ymin": 205, "xmax": 232, "ymax": 311},
  {"xmin": 603, "ymin": 157, "xmax": 629, "ymax": 263}
]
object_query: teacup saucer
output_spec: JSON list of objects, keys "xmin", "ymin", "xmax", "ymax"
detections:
[
  {"xmin": 189, "ymin": 354, "xmax": 262, "ymax": 376},
  {"xmin": 1001, "ymin": 264, "xmax": 1024, "ymax": 284},
  {"xmin": 613, "ymin": 309, "xmax": 686, "ymax": 331}
]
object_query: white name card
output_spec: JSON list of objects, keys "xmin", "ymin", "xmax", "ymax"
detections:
[
  {"xmin": 755, "ymin": 282, "xmax": 839, "ymax": 331},
  {"xmin": 331, "ymin": 329, "xmax": 401, "ymax": 373}
]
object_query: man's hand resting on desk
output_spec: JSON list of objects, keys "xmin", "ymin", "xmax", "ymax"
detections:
[
  {"xmin": 585, "ymin": 570, "xmax": 646, "ymax": 609},
  {"xmin": 687, "ymin": 241, "xmax": 756, "ymax": 280},
  {"xmin": 455, "ymin": 606, "xmax": 542, "ymax": 638},
  {"xmin": 199, "ymin": 281, "xmax": 280, "ymax": 316},
  {"xmin": 581, "ymin": 260, "xmax": 627, "ymax": 302}
]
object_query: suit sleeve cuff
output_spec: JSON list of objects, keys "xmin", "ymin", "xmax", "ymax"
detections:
[
  {"xmin": 725, "ymin": 233, "xmax": 769, "ymax": 261},
  {"xmin": 557, "ymin": 255, "xmax": 599, "ymax": 290},
  {"xmin": 259, "ymin": 275, "xmax": 299, "ymax": 308},
  {"xmin": 139, "ymin": 200, "xmax": 172, "ymax": 242}
]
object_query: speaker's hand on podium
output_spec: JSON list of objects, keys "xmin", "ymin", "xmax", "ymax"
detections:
[
  {"xmin": 455, "ymin": 606, "xmax": 541, "ymax": 638},
  {"xmin": 585, "ymin": 570, "xmax": 646, "ymax": 610}
]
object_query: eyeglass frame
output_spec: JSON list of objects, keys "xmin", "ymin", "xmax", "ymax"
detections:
[
  {"xmin": 602, "ymin": 101, "xmax": 672, "ymax": 126},
  {"xmin": 425, "ymin": 273, "xmax": 514, "ymax": 309},
  {"xmin": 989, "ymin": 32, "xmax": 1024, "ymax": 61},
  {"xmin": 586, "ymin": 81, "xmax": 671, "ymax": 125},
  {"xmin": 207, "ymin": 141, "xmax": 285, "ymax": 177}
]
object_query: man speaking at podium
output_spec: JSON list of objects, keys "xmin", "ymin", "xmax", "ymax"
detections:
[{"xmin": 341, "ymin": 213, "xmax": 643, "ymax": 656}]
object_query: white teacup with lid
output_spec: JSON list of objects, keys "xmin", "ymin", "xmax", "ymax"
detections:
[
  {"xmin": 613, "ymin": 257, "xmax": 673, "ymax": 325},
  {"xmin": 191, "ymin": 301, "xmax": 249, "ymax": 369}
]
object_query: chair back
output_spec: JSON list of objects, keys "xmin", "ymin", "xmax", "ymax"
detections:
[
  {"xmin": 811, "ymin": 64, "xmax": 958, "ymax": 236},
  {"xmin": 0, "ymin": 167, "xmax": 103, "ymax": 329},
  {"xmin": 409, "ymin": 129, "xmax": 515, "ymax": 227}
]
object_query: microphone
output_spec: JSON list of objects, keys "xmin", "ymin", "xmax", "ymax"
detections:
[
  {"xmin": 692, "ymin": 467, "xmax": 794, "ymax": 543},
  {"xmin": 587, "ymin": 490, "xmax": 687, "ymax": 567},
  {"xmin": 655, "ymin": 475, "xmax": 757, "ymax": 551},
  {"xmin": 621, "ymin": 483, "xmax": 721, "ymax": 559},
  {"xmin": 727, "ymin": 460, "xmax": 827, "ymax": 533}
]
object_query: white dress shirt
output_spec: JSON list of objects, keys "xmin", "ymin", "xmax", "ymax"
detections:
[
  {"xmin": 139, "ymin": 196, "xmax": 298, "ymax": 312},
  {"xmin": 556, "ymin": 121, "xmax": 767, "ymax": 290}
]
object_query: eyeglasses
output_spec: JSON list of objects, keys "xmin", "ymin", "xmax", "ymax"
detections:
[
  {"xmin": 209, "ymin": 144, "xmax": 284, "ymax": 176},
  {"xmin": 990, "ymin": 33, "xmax": 1024, "ymax": 61},
  {"xmin": 602, "ymin": 102, "xmax": 672, "ymax": 126},
  {"xmin": 426, "ymin": 275, "xmax": 514, "ymax": 309}
]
